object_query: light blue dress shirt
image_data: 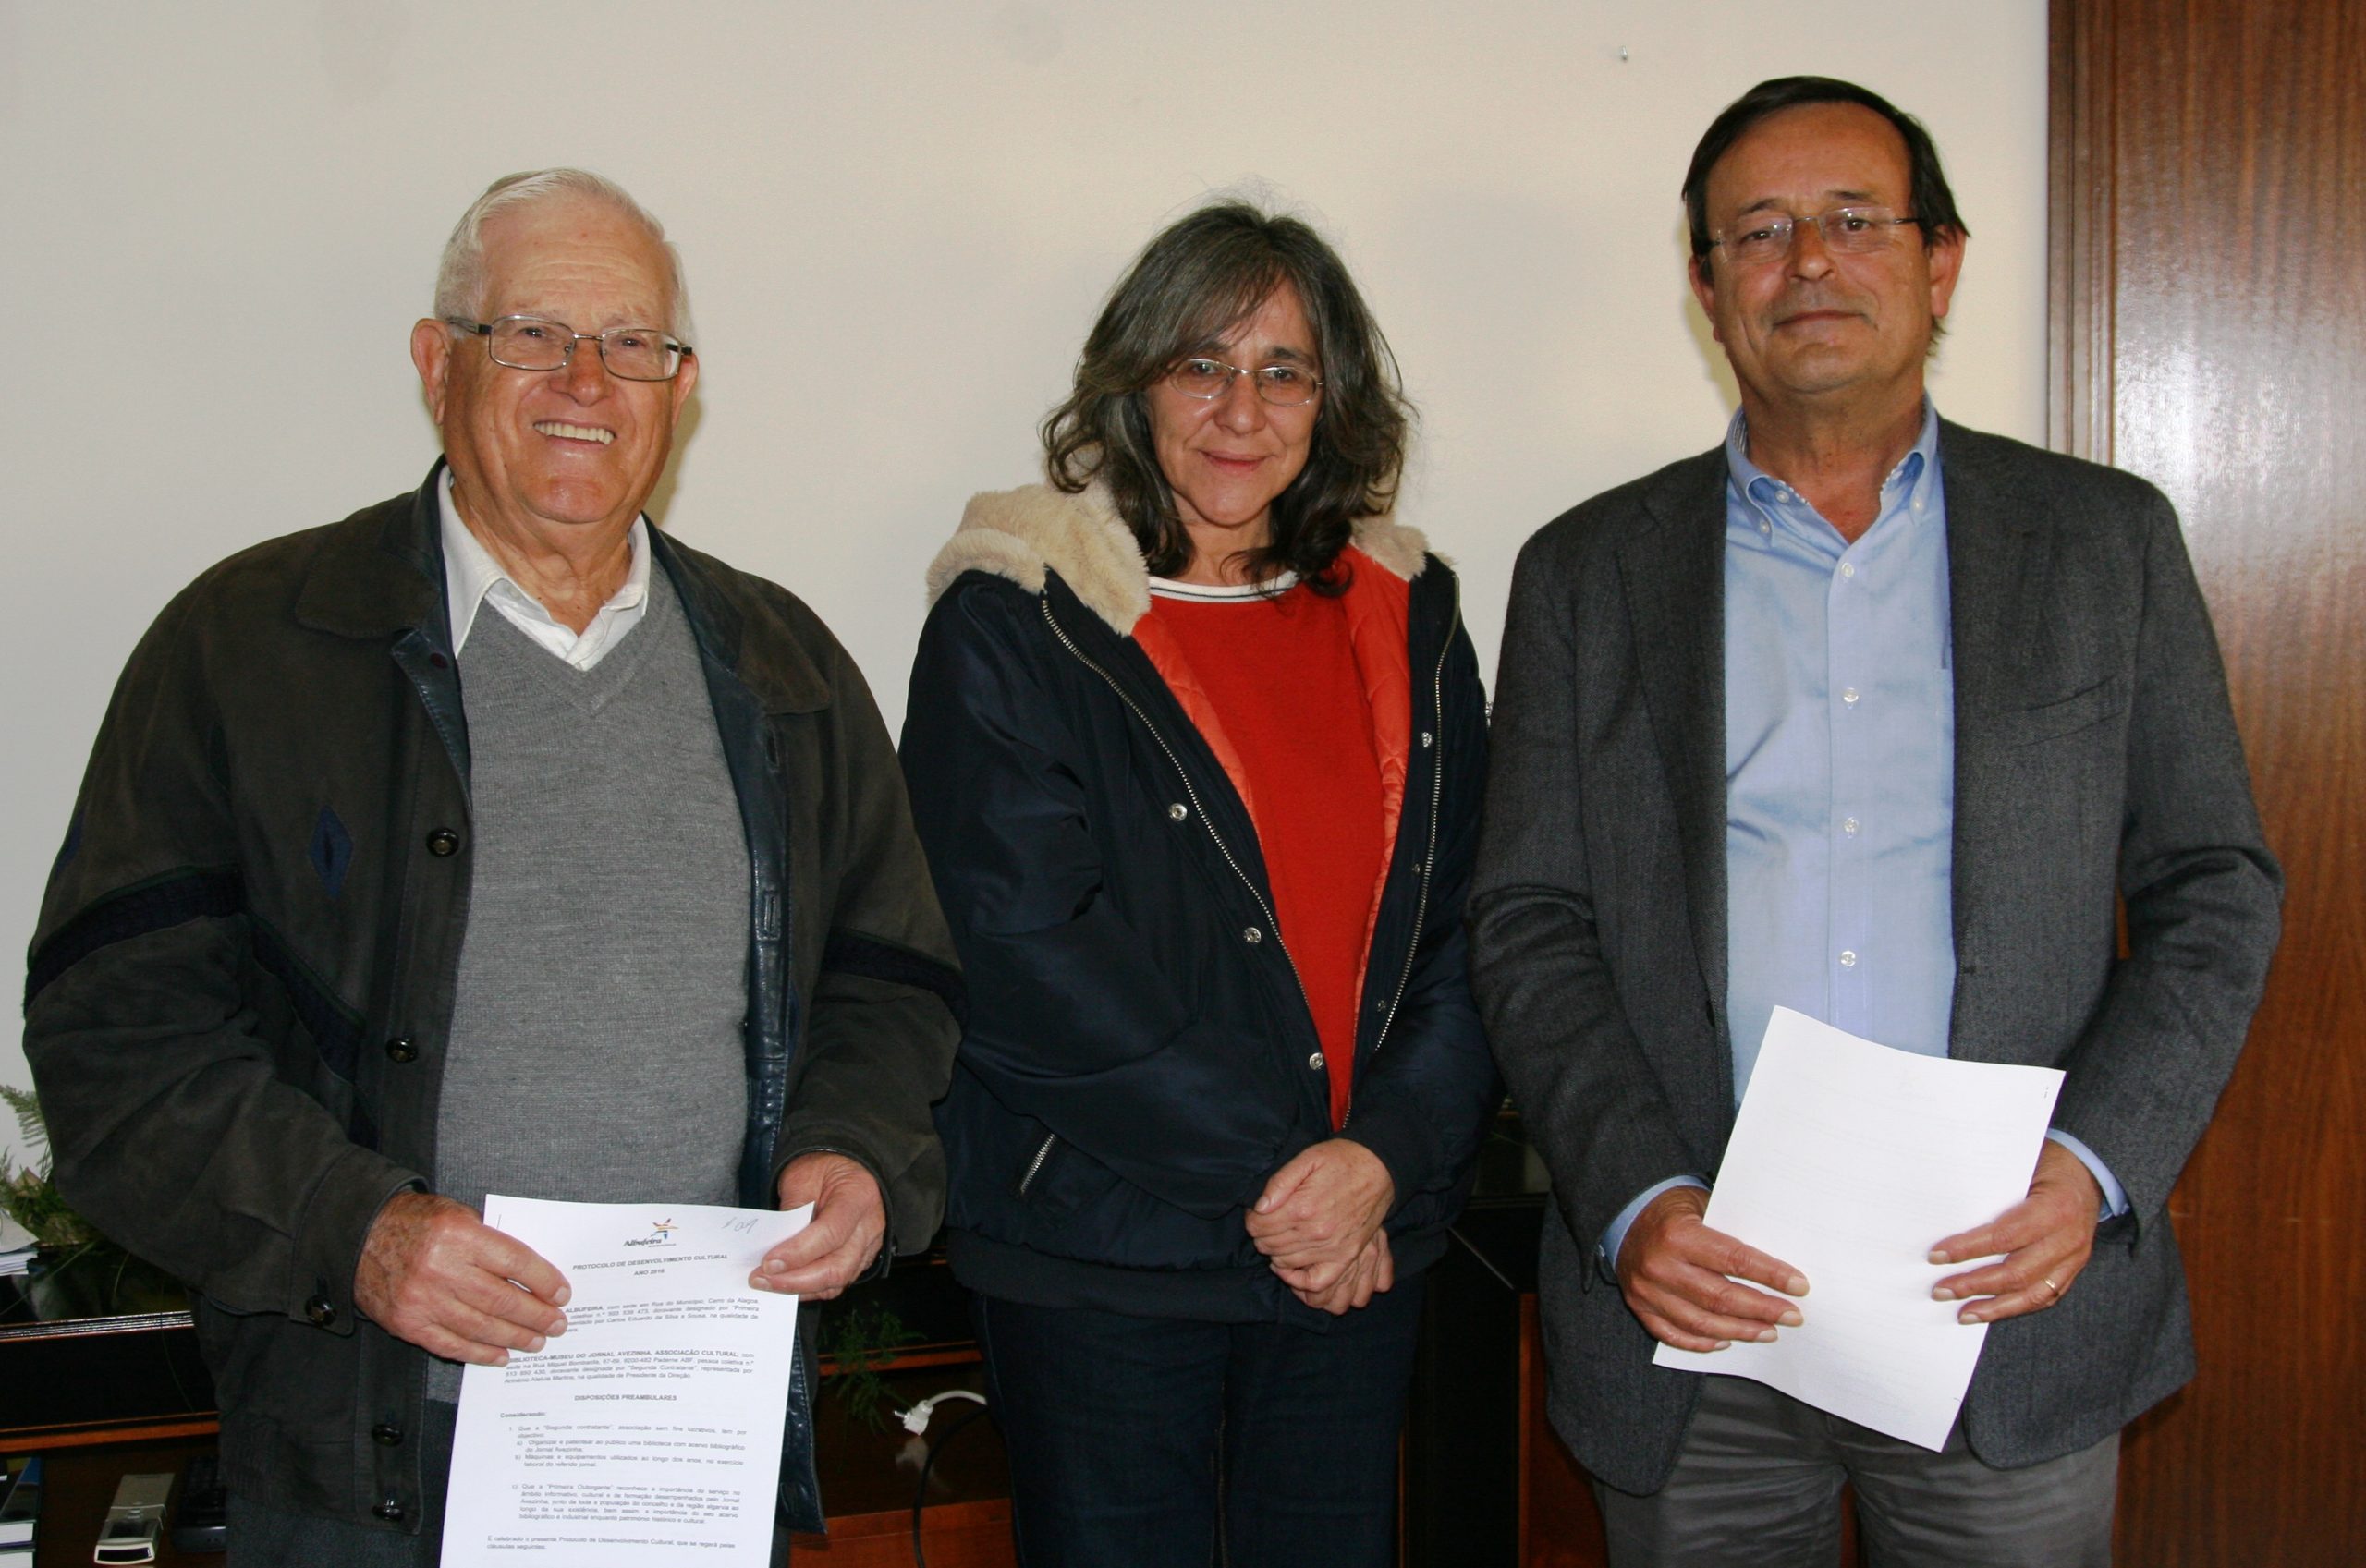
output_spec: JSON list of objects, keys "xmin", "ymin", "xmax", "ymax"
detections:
[
  {"xmin": 1602, "ymin": 405, "xmax": 2125, "ymax": 1270},
  {"xmin": 1724, "ymin": 404, "xmax": 1957, "ymax": 1089}
]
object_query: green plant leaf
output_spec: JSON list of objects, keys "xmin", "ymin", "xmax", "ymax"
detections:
[
  {"xmin": 815, "ymin": 1304, "xmax": 924, "ymax": 1433},
  {"xmin": 1, "ymin": 1084, "xmax": 50, "ymax": 1172}
]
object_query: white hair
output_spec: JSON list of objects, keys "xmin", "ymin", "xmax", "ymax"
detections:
[{"xmin": 433, "ymin": 168, "xmax": 695, "ymax": 343}]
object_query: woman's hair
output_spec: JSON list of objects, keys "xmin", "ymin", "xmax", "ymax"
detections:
[{"xmin": 1041, "ymin": 201, "xmax": 1410, "ymax": 588}]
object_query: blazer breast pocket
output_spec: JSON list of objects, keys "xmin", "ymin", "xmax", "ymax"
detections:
[{"xmin": 1999, "ymin": 673, "xmax": 2129, "ymax": 747}]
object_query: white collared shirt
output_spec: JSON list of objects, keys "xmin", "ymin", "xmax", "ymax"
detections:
[{"xmin": 438, "ymin": 469, "xmax": 652, "ymax": 670}]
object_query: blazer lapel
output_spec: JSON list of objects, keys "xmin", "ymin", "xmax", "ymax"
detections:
[
  {"xmin": 1618, "ymin": 447, "xmax": 1735, "ymax": 1073},
  {"xmin": 1939, "ymin": 421, "xmax": 2048, "ymax": 1060}
]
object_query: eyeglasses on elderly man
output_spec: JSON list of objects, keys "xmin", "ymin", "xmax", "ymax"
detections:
[{"xmin": 445, "ymin": 313, "xmax": 693, "ymax": 382}]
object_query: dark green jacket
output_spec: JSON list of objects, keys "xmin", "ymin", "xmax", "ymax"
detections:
[{"xmin": 23, "ymin": 467, "xmax": 962, "ymax": 1534}]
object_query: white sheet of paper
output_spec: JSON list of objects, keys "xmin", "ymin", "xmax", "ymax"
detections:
[
  {"xmin": 1652, "ymin": 1007, "xmax": 2063, "ymax": 1449},
  {"xmin": 441, "ymin": 1195, "xmax": 811, "ymax": 1567}
]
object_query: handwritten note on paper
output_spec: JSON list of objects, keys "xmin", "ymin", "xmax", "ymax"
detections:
[
  {"xmin": 1653, "ymin": 1007, "xmax": 2064, "ymax": 1450},
  {"xmin": 442, "ymin": 1196, "xmax": 812, "ymax": 1567}
]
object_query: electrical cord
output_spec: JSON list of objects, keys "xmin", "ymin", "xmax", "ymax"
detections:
[
  {"xmin": 899, "ymin": 1388, "xmax": 988, "ymax": 1434},
  {"xmin": 908, "ymin": 1400, "xmax": 992, "ymax": 1568}
]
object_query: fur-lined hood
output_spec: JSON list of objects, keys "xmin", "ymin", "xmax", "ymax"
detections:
[{"xmin": 925, "ymin": 482, "xmax": 1432, "ymax": 638}]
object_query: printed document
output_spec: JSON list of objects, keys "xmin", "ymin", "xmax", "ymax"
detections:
[
  {"xmin": 1653, "ymin": 1007, "xmax": 2063, "ymax": 1449},
  {"xmin": 442, "ymin": 1195, "xmax": 811, "ymax": 1565}
]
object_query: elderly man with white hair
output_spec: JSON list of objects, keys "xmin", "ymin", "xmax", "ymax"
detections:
[{"xmin": 23, "ymin": 169, "xmax": 962, "ymax": 1564}]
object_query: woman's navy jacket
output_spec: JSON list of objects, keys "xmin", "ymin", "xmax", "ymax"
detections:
[{"xmin": 900, "ymin": 484, "xmax": 1500, "ymax": 1324}]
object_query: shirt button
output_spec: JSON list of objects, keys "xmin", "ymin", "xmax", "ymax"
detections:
[
  {"xmin": 372, "ymin": 1500, "xmax": 406, "ymax": 1523},
  {"xmin": 384, "ymin": 1037, "xmax": 418, "ymax": 1064},
  {"xmin": 1841, "ymin": 687, "xmax": 1860, "ymax": 705},
  {"xmin": 1308, "ymin": 1051, "xmax": 1325, "ymax": 1072},
  {"xmin": 305, "ymin": 1295, "xmax": 339, "ymax": 1328},
  {"xmin": 372, "ymin": 1423, "xmax": 403, "ymax": 1447},
  {"xmin": 1839, "ymin": 562, "xmax": 1856, "ymax": 579},
  {"xmin": 1167, "ymin": 802, "xmax": 1189, "ymax": 822},
  {"xmin": 1839, "ymin": 950, "xmax": 1859, "ymax": 967},
  {"xmin": 1843, "ymin": 818, "xmax": 1860, "ymax": 836},
  {"xmin": 425, "ymin": 829, "xmax": 461, "ymax": 857},
  {"xmin": 1243, "ymin": 927, "xmax": 1262, "ymax": 944}
]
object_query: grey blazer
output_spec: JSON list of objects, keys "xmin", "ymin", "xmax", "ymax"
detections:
[{"xmin": 1470, "ymin": 420, "xmax": 2282, "ymax": 1493}]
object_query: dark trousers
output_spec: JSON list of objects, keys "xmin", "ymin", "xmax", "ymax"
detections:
[
  {"xmin": 1592, "ymin": 1374, "xmax": 2121, "ymax": 1568},
  {"xmin": 971, "ymin": 1282, "xmax": 1426, "ymax": 1568}
]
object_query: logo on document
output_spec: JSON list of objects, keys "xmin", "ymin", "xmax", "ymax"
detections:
[{"xmin": 624, "ymin": 1218, "xmax": 679, "ymax": 1248}]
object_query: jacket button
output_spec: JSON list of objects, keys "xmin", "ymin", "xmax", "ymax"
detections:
[
  {"xmin": 1421, "ymin": 731, "xmax": 1434, "ymax": 748},
  {"xmin": 1167, "ymin": 802, "xmax": 1189, "ymax": 821},
  {"xmin": 372, "ymin": 1423, "xmax": 403, "ymax": 1447},
  {"xmin": 384, "ymin": 1037, "xmax": 418, "ymax": 1064},
  {"xmin": 425, "ymin": 829, "xmax": 460, "ymax": 857},
  {"xmin": 1243, "ymin": 926, "xmax": 1262, "ymax": 944},
  {"xmin": 372, "ymin": 1499, "xmax": 406, "ymax": 1523},
  {"xmin": 1308, "ymin": 1051, "xmax": 1325, "ymax": 1071},
  {"xmin": 305, "ymin": 1295, "xmax": 338, "ymax": 1328}
]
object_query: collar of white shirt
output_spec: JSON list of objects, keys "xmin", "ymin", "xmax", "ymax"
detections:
[{"xmin": 438, "ymin": 468, "xmax": 652, "ymax": 671}]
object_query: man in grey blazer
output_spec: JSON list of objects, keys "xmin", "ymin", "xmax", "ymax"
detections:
[{"xmin": 1470, "ymin": 77, "xmax": 2281, "ymax": 1565}]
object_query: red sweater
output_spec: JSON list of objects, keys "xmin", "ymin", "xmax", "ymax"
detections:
[{"xmin": 1140, "ymin": 556, "xmax": 1411, "ymax": 1127}]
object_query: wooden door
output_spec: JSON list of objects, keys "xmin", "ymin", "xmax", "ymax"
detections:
[{"xmin": 2051, "ymin": 2, "xmax": 2366, "ymax": 1562}]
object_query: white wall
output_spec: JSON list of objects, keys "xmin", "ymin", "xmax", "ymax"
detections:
[{"xmin": 0, "ymin": 0, "xmax": 2047, "ymax": 1169}]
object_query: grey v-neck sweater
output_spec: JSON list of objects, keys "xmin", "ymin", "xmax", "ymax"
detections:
[{"xmin": 428, "ymin": 566, "xmax": 749, "ymax": 1400}]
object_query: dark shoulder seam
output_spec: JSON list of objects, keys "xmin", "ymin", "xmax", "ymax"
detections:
[
  {"xmin": 25, "ymin": 868, "xmax": 244, "ymax": 1008},
  {"xmin": 820, "ymin": 929, "xmax": 967, "ymax": 1027},
  {"xmin": 938, "ymin": 566, "xmax": 1044, "ymax": 607},
  {"xmin": 247, "ymin": 913, "xmax": 368, "ymax": 1084},
  {"xmin": 27, "ymin": 871, "xmax": 377, "ymax": 1144}
]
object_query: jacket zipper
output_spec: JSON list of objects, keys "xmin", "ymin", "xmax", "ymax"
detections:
[
  {"xmin": 1037, "ymin": 597, "xmax": 1319, "ymax": 1030},
  {"xmin": 1342, "ymin": 574, "xmax": 1460, "ymax": 1132},
  {"xmin": 1018, "ymin": 1132, "xmax": 1057, "ymax": 1196}
]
